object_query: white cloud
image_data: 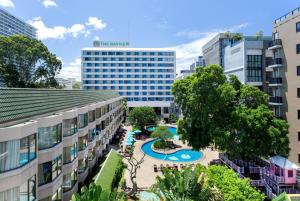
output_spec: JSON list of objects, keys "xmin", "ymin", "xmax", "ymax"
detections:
[
  {"xmin": 59, "ymin": 58, "xmax": 81, "ymax": 81},
  {"xmin": 0, "ymin": 0, "xmax": 15, "ymax": 8},
  {"xmin": 28, "ymin": 17, "xmax": 106, "ymax": 40},
  {"xmin": 86, "ymin": 17, "xmax": 107, "ymax": 30},
  {"xmin": 41, "ymin": 0, "xmax": 57, "ymax": 8},
  {"xmin": 171, "ymin": 23, "xmax": 248, "ymax": 73}
]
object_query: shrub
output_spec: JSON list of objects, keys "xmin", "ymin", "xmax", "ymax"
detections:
[{"xmin": 153, "ymin": 139, "xmax": 169, "ymax": 149}]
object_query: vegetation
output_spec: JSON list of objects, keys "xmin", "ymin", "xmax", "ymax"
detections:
[
  {"xmin": 172, "ymin": 65, "xmax": 289, "ymax": 159},
  {"xmin": 123, "ymin": 147, "xmax": 145, "ymax": 199},
  {"xmin": 233, "ymin": 33, "xmax": 242, "ymax": 41},
  {"xmin": 151, "ymin": 164, "xmax": 265, "ymax": 201},
  {"xmin": 128, "ymin": 106, "xmax": 157, "ymax": 130},
  {"xmin": 94, "ymin": 150, "xmax": 124, "ymax": 194},
  {"xmin": 0, "ymin": 35, "xmax": 62, "ymax": 88},
  {"xmin": 153, "ymin": 139, "xmax": 169, "ymax": 149},
  {"xmin": 151, "ymin": 164, "xmax": 223, "ymax": 201},
  {"xmin": 151, "ymin": 126, "xmax": 173, "ymax": 149},
  {"xmin": 169, "ymin": 113, "xmax": 178, "ymax": 122},
  {"xmin": 122, "ymin": 98, "xmax": 127, "ymax": 116},
  {"xmin": 72, "ymin": 81, "xmax": 81, "ymax": 89}
]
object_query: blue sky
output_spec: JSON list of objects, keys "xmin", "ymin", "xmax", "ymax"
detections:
[{"xmin": 0, "ymin": 0, "xmax": 299, "ymax": 80}]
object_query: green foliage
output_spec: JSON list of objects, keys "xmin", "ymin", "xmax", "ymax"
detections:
[
  {"xmin": 95, "ymin": 150, "xmax": 123, "ymax": 194},
  {"xmin": 153, "ymin": 139, "xmax": 169, "ymax": 149},
  {"xmin": 128, "ymin": 107, "xmax": 157, "ymax": 130},
  {"xmin": 72, "ymin": 81, "xmax": 81, "ymax": 89},
  {"xmin": 151, "ymin": 165, "xmax": 265, "ymax": 201},
  {"xmin": 122, "ymin": 99, "xmax": 127, "ymax": 114},
  {"xmin": 151, "ymin": 164, "xmax": 223, "ymax": 201},
  {"xmin": 72, "ymin": 183, "xmax": 104, "ymax": 201},
  {"xmin": 172, "ymin": 64, "xmax": 289, "ymax": 158},
  {"xmin": 169, "ymin": 113, "xmax": 178, "ymax": 121},
  {"xmin": 0, "ymin": 35, "xmax": 62, "ymax": 88},
  {"xmin": 206, "ymin": 165, "xmax": 265, "ymax": 201},
  {"xmin": 151, "ymin": 126, "xmax": 173, "ymax": 141}
]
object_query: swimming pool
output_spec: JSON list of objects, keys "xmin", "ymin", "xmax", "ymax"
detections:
[
  {"xmin": 146, "ymin": 126, "xmax": 179, "ymax": 140},
  {"xmin": 143, "ymin": 126, "xmax": 203, "ymax": 162}
]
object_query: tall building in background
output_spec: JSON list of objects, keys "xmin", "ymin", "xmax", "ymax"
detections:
[
  {"xmin": 0, "ymin": 89, "xmax": 123, "ymax": 201},
  {"xmin": 0, "ymin": 8, "xmax": 36, "ymax": 38},
  {"xmin": 190, "ymin": 56, "xmax": 205, "ymax": 70},
  {"xmin": 223, "ymin": 36, "xmax": 272, "ymax": 91},
  {"xmin": 202, "ymin": 33, "xmax": 239, "ymax": 67},
  {"xmin": 268, "ymin": 7, "xmax": 300, "ymax": 165},
  {"xmin": 81, "ymin": 41, "xmax": 176, "ymax": 118}
]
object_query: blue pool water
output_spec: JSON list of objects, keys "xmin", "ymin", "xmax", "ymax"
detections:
[
  {"xmin": 143, "ymin": 126, "xmax": 203, "ymax": 162},
  {"xmin": 140, "ymin": 191, "xmax": 160, "ymax": 201},
  {"xmin": 147, "ymin": 126, "xmax": 179, "ymax": 140}
]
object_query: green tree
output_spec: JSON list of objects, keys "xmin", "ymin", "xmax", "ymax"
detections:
[
  {"xmin": 128, "ymin": 107, "xmax": 157, "ymax": 130},
  {"xmin": 72, "ymin": 183, "xmax": 107, "ymax": 201},
  {"xmin": 0, "ymin": 35, "xmax": 62, "ymax": 88},
  {"xmin": 150, "ymin": 165, "xmax": 223, "ymax": 201},
  {"xmin": 151, "ymin": 126, "xmax": 173, "ymax": 141},
  {"xmin": 72, "ymin": 81, "xmax": 81, "ymax": 89},
  {"xmin": 172, "ymin": 64, "xmax": 289, "ymax": 159},
  {"xmin": 206, "ymin": 165, "xmax": 265, "ymax": 201}
]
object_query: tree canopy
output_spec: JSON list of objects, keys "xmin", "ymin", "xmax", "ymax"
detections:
[
  {"xmin": 172, "ymin": 64, "xmax": 289, "ymax": 159},
  {"xmin": 151, "ymin": 164, "xmax": 264, "ymax": 201},
  {"xmin": 127, "ymin": 106, "xmax": 157, "ymax": 130},
  {"xmin": 0, "ymin": 35, "xmax": 62, "ymax": 88}
]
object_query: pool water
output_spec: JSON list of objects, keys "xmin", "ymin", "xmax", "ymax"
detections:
[
  {"xmin": 147, "ymin": 126, "xmax": 179, "ymax": 140},
  {"xmin": 140, "ymin": 191, "xmax": 160, "ymax": 201},
  {"xmin": 143, "ymin": 126, "xmax": 203, "ymax": 162}
]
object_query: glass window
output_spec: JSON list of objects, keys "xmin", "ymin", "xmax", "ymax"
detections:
[
  {"xmin": 78, "ymin": 156, "xmax": 88, "ymax": 173},
  {"xmin": 78, "ymin": 135, "xmax": 88, "ymax": 151},
  {"xmin": 63, "ymin": 169, "xmax": 78, "ymax": 192},
  {"xmin": 298, "ymin": 132, "xmax": 300, "ymax": 141},
  {"xmin": 298, "ymin": 110, "xmax": 300, "ymax": 119},
  {"xmin": 78, "ymin": 113, "xmax": 88, "ymax": 128},
  {"xmin": 88, "ymin": 128, "xmax": 96, "ymax": 142},
  {"xmin": 0, "ymin": 175, "xmax": 36, "ymax": 201},
  {"xmin": 38, "ymin": 124, "xmax": 62, "ymax": 150},
  {"xmin": 297, "ymin": 66, "xmax": 300, "ymax": 76},
  {"xmin": 63, "ymin": 117, "xmax": 77, "ymax": 137},
  {"xmin": 38, "ymin": 155, "xmax": 62, "ymax": 186},
  {"xmin": 63, "ymin": 143, "xmax": 78, "ymax": 164},
  {"xmin": 288, "ymin": 170, "xmax": 293, "ymax": 177},
  {"xmin": 88, "ymin": 110, "xmax": 96, "ymax": 123},
  {"xmin": 297, "ymin": 44, "xmax": 300, "ymax": 54},
  {"xmin": 297, "ymin": 22, "xmax": 300, "ymax": 32}
]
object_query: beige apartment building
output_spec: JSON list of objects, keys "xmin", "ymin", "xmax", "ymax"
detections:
[
  {"xmin": 268, "ymin": 7, "xmax": 300, "ymax": 165},
  {"xmin": 0, "ymin": 89, "xmax": 123, "ymax": 201}
]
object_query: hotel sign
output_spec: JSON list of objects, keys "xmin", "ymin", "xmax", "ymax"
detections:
[{"xmin": 96, "ymin": 41, "xmax": 130, "ymax": 47}]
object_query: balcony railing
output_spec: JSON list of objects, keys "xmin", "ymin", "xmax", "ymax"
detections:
[
  {"xmin": 269, "ymin": 96, "xmax": 283, "ymax": 104},
  {"xmin": 267, "ymin": 58, "xmax": 283, "ymax": 67},
  {"xmin": 269, "ymin": 77, "xmax": 282, "ymax": 84},
  {"xmin": 272, "ymin": 39, "xmax": 282, "ymax": 46}
]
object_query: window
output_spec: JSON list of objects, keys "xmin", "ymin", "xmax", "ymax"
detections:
[
  {"xmin": 288, "ymin": 170, "xmax": 293, "ymax": 178},
  {"xmin": 38, "ymin": 155, "xmax": 62, "ymax": 186},
  {"xmin": 63, "ymin": 169, "xmax": 77, "ymax": 192},
  {"xmin": 0, "ymin": 134, "xmax": 36, "ymax": 173},
  {"xmin": 78, "ymin": 156, "xmax": 88, "ymax": 173},
  {"xmin": 298, "ymin": 132, "xmax": 300, "ymax": 141},
  {"xmin": 63, "ymin": 117, "xmax": 77, "ymax": 137},
  {"xmin": 297, "ymin": 66, "xmax": 300, "ymax": 76},
  {"xmin": 78, "ymin": 113, "xmax": 88, "ymax": 128},
  {"xmin": 38, "ymin": 124, "xmax": 62, "ymax": 150},
  {"xmin": 297, "ymin": 44, "xmax": 300, "ymax": 54},
  {"xmin": 247, "ymin": 55, "xmax": 262, "ymax": 82},
  {"xmin": 63, "ymin": 143, "xmax": 78, "ymax": 164},
  {"xmin": 297, "ymin": 22, "xmax": 300, "ymax": 32},
  {"xmin": 298, "ymin": 110, "xmax": 300, "ymax": 119},
  {"xmin": 298, "ymin": 88, "xmax": 300, "ymax": 98}
]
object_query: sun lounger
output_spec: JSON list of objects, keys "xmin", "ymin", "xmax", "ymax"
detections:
[{"xmin": 153, "ymin": 164, "xmax": 158, "ymax": 172}]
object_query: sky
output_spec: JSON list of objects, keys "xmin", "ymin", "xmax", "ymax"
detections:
[{"xmin": 0, "ymin": 0, "xmax": 299, "ymax": 80}]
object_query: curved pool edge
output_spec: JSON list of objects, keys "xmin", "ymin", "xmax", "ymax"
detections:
[{"xmin": 139, "ymin": 138, "xmax": 205, "ymax": 163}]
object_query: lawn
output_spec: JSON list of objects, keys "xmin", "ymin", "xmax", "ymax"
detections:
[{"xmin": 94, "ymin": 149, "xmax": 122, "ymax": 193}]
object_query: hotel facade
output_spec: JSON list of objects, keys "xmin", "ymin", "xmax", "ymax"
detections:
[
  {"xmin": 267, "ymin": 7, "xmax": 300, "ymax": 165},
  {"xmin": 81, "ymin": 41, "xmax": 176, "ymax": 118},
  {"xmin": 0, "ymin": 88, "xmax": 123, "ymax": 201}
]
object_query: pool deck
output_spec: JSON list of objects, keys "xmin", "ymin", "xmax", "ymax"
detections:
[{"xmin": 122, "ymin": 125, "xmax": 219, "ymax": 189}]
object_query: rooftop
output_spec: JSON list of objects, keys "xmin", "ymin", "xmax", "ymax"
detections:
[
  {"xmin": 275, "ymin": 7, "xmax": 300, "ymax": 24},
  {"xmin": 0, "ymin": 88, "xmax": 120, "ymax": 125},
  {"xmin": 82, "ymin": 47, "xmax": 175, "ymax": 51},
  {"xmin": 269, "ymin": 156, "xmax": 299, "ymax": 169}
]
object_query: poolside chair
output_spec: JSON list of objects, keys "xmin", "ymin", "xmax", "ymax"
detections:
[
  {"xmin": 153, "ymin": 164, "xmax": 158, "ymax": 172},
  {"xmin": 173, "ymin": 164, "xmax": 178, "ymax": 170},
  {"xmin": 160, "ymin": 164, "xmax": 164, "ymax": 171}
]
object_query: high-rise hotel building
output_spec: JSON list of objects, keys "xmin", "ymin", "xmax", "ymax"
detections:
[
  {"xmin": 268, "ymin": 7, "xmax": 300, "ymax": 165},
  {"xmin": 0, "ymin": 88, "xmax": 123, "ymax": 201},
  {"xmin": 0, "ymin": 8, "xmax": 36, "ymax": 38},
  {"xmin": 81, "ymin": 41, "xmax": 176, "ymax": 118}
]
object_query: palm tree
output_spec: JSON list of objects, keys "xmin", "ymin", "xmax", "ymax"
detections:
[{"xmin": 150, "ymin": 165, "xmax": 223, "ymax": 201}]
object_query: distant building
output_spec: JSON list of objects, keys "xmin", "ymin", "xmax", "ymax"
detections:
[
  {"xmin": 223, "ymin": 36, "xmax": 272, "ymax": 91},
  {"xmin": 0, "ymin": 8, "xmax": 36, "ymax": 38},
  {"xmin": 202, "ymin": 33, "xmax": 239, "ymax": 68},
  {"xmin": 268, "ymin": 7, "xmax": 300, "ymax": 165},
  {"xmin": 190, "ymin": 56, "xmax": 205, "ymax": 70},
  {"xmin": 81, "ymin": 40, "xmax": 176, "ymax": 118},
  {"xmin": 57, "ymin": 77, "xmax": 76, "ymax": 89}
]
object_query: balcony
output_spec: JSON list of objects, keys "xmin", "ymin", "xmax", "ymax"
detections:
[
  {"xmin": 269, "ymin": 96, "xmax": 283, "ymax": 105},
  {"xmin": 266, "ymin": 58, "xmax": 284, "ymax": 69},
  {"xmin": 268, "ymin": 39, "xmax": 282, "ymax": 50},
  {"xmin": 268, "ymin": 77, "xmax": 282, "ymax": 86}
]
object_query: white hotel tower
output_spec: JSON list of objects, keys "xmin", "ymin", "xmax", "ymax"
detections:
[{"xmin": 81, "ymin": 41, "xmax": 176, "ymax": 118}]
